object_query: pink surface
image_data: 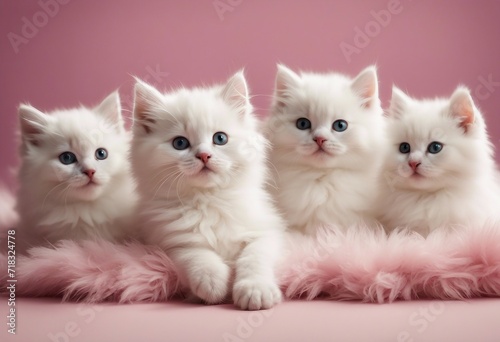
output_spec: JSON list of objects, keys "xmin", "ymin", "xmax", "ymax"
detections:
[
  {"xmin": 2, "ymin": 297, "xmax": 500, "ymax": 342},
  {"xmin": 4, "ymin": 226, "xmax": 500, "ymax": 304},
  {"xmin": 1, "ymin": 0, "xmax": 500, "ymax": 186}
]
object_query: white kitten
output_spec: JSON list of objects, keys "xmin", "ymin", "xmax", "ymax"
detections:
[
  {"xmin": 266, "ymin": 65, "xmax": 386, "ymax": 235},
  {"xmin": 378, "ymin": 86, "xmax": 500, "ymax": 236},
  {"xmin": 16, "ymin": 92, "xmax": 138, "ymax": 252},
  {"xmin": 131, "ymin": 71, "xmax": 285, "ymax": 310}
]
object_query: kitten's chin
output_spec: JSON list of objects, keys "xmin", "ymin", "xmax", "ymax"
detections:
[
  {"xmin": 302, "ymin": 151, "xmax": 337, "ymax": 169},
  {"xmin": 186, "ymin": 168, "xmax": 230, "ymax": 189},
  {"xmin": 70, "ymin": 182, "xmax": 104, "ymax": 201},
  {"xmin": 397, "ymin": 175, "xmax": 444, "ymax": 192}
]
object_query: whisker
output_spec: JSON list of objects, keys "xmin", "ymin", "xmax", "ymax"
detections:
[
  {"xmin": 150, "ymin": 165, "xmax": 179, "ymax": 182},
  {"xmin": 42, "ymin": 181, "xmax": 70, "ymax": 210},
  {"xmin": 175, "ymin": 174, "xmax": 185, "ymax": 206},
  {"xmin": 153, "ymin": 170, "xmax": 181, "ymax": 200}
]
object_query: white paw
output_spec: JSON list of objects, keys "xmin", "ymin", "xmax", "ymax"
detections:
[
  {"xmin": 189, "ymin": 262, "xmax": 230, "ymax": 304},
  {"xmin": 233, "ymin": 279, "xmax": 282, "ymax": 310}
]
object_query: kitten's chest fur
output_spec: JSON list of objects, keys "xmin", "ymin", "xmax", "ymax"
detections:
[
  {"xmin": 273, "ymin": 165, "xmax": 379, "ymax": 233},
  {"xmin": 36, "ymin": 201, "xmax": 133, "ymax": 240},
  {"xmin": 381, "ymin": 184, "xmax": 500, "ymax": 235},
  {"xmin": 146, "ymin": 190, "xmax": 263, "ymax": 261},
  {"xmin": 18, "ymin": 178, "xmax": 137, "ymax": 247}
]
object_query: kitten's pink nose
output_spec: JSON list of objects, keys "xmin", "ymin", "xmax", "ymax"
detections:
[
  {"xmin": 196, "ymin": 152, "xmax": 211, "ymax": 164},
  {"xmin": 314, "ymin": 136, "xmax": 327, "ymax": 147},
  {"xmin": 409, "ymin": 161, "xmax": 421, "ymax": 171},
  {"xmin": 82, "ymin": 169, "xmax": 96, "ymax": 179}
]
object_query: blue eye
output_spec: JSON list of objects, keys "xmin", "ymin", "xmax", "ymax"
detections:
[
  {"xmin": 332, "ymin": 119, "xmax": 348, "ymax": 132},
  {"xmin": 95, "ymin": 148, "xmax": 108, "ymax": 160},
  {"xmin": 296, "ymin": 118, "xmax": 311, "ymax": 130},
  {"xmin": 399, "ymin": 142, "xmax": 411, "ymax": 154},
  {"xmin": 59, "ymin": 152, "xmax": 77, "ymax": 165},
  {"xmin": 427, "ymin": 141, "xmax": 443, "ymax": 154},
  {"xmin": 172, "ymin": 136, "xmax": 190, "ymax": 150},
  {"xmin": 213, "ymin": 132, "xmax": 228, "ymax": 145}
]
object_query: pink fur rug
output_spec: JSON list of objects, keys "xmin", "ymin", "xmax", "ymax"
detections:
[{"xmin": 1, "ymin": 225, "xmax": 500, "ymax": 303}]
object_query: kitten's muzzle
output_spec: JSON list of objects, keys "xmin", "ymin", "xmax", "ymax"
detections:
[
  {"xmin": 82, "ymin": 169, "xmax": 96, "ymax": 179},
  {"xmin": 408, "ymin": 161, "xmax": 421, "ymax": 171},
  {"xmin": 196, "ymin": 152, "xmax": 212, "ymax": 165},
  {"xmin": 313, "ymin": 136, "xmax": 327, "ymax": 148}
]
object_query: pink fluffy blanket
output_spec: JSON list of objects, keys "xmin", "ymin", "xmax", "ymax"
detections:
[{"xmin": 1, "ymin": 226, "xmax": 500, "ymax": 304}]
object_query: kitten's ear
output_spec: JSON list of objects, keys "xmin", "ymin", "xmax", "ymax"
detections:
[
  {"xmin": 133, "ymin": 78, "xmax": 164, "ymax": 134},
  {"xmin": 94, "ymin": 91, "xmax": 124, "ymax": 132},
  {"xmin": 18, "ymin": 104, "xmax": 49, "ymax": 146},
  {"xmin": 388, "ymin": 86, "xmax": 411, "ymax": 118},
  {"xmin": 351, "ymin": 65, "xmax": 379, "ymax": 109},
  {"xmin": 221, "ymin": 70, "xmax": 250, "ymax": 116},
  {"xmin": 449, "ymin": 87, "xmax": 476, "ymax": 133},
  {"xmin": 274, "ymin": 64, "xmax": 301, "ymax": 109}
]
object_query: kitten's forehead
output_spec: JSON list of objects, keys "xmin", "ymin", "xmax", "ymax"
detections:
[
  {"xmin": 51, "ymin": 108, "xmax": 109, "ymax": 129},
  {"xmin": 392, "ymin": 101, "xmax": 454, "ymax": 142},
  {"xmin": 161, "ymin": 88, "xmax": 240, "ymax": 133},
  {"xmin": 290, "ymin": 73, "xmax": 361, "ymax": 121},
  {"xmin": 45, "ymin": 109, "xmax": 117, "ymax": 148}
]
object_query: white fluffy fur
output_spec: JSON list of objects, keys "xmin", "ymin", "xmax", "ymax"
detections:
[
  {"xmin": 266, "ymin": 65, "xmax": 386, "ymax": 235},
  {"xmin": 131, "ymin": 71, "xmax": 285, "ymax": 310},
  {"xmin": 16, "ymin": 92, "xmax": 138, "ymax": 252},
  {"xmin": 378, "ymin": 86, "xmax": 500, "ymax": 236}
]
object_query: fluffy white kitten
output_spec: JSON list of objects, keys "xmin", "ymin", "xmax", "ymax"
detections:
[
  {"xmin": 131, "ymin": 72, "xmax": 285, "ymax": 310},
  {"xmin": 266, "ymin": 65, "xmax": 385, "ymax": 235},
  {"xmin": 16, "ymin": 92, "xmax": 138, "ymax": 252},
  {"xmin": 378, "ymin": 86, "xmax": 500, "ymax": 236}
]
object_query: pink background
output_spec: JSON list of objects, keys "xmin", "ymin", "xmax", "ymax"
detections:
[
  {"xmin": 1, "ymin": 2, "xmax": 500, "ymax": 341},
  {"xmin": 1, "ymin": 0, "xmax": 500, "ymax": 186}
]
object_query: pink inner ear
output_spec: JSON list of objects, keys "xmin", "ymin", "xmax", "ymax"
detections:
[
  {"xmin": 359, "ymin": 86, "xmax": 376, "ymax": 109},
  {"xmin": 351, "ymin": 68, "xmax": 378, "ymax": 109},
  {"xmin": 459, "ymin": 107, "xmax": 474, "ymax": 132},
  {"xmin": 21, "ymin": 120, "xmax": 44, "ymax": 146},
  {"xmin": 451, "ymin": 102, "xmax": 475, "ymax": 133},
  {"xmin": 133, "ymin": 99, "xmax": 156, "ymax": 134},
  {"xmin": 22, "ymin": 120, "xmax": 42, "ymax": 136},
  {"xmin": 449, "ymin": 88, "xmax": 475, "ymax": 133}
]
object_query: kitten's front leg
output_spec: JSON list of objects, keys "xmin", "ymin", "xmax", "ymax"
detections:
[
  {"xmin": 170, "ymin": 248, "xmax": 230, "ymax": 304},
  {"xmin": 233, "ymin": 233, "xmax": 283, "ymax": 310}
]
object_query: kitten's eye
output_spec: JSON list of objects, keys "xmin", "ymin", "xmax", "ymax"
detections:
[
  {"xmin": 59, "ymin": 152, "xmax": 77, "ymax": 165},
  {"xmin": 213, "ymin": 132, "xmax": 228, "ymax": 145},
  {"xmin": 296, "ymin": 118, "xmax": 311, "ymax": 130},
  {"xmin": 399, "ymin": 142, "xmax": 411, "ymax": 154},
  {"xmin": 427, "ymin": 141, "xmax": 443, "ymax": 154},
  {"xmin": 172, "ymin": 136, "xmax": 190, "ymax": 150},
  {"xmin": 332, "ymin": 119, "xmax": 348, "ymax": 132},
  {"xmin": 95, "ymin": 148, "xmax": 108, "ymax": 160}
]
